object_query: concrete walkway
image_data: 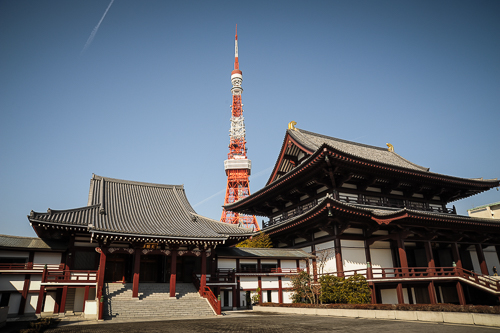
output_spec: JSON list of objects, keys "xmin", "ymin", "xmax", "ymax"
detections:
[{"xmin": 5, "ymin": 311, "xmax": 496, "ymax": 333}]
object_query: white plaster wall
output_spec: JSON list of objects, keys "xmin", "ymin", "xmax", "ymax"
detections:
[
  {"xmin": 29, "ymin": 275, "xmax": 42, "ymax": 291},
  {"xmin": 218, "ymin": 259, "xmax": 236, "ymax": 270},
  {"xmin": 8, "ymin": 293, "xmax": 21, "ymax": 314},
  {"xmin": 380, "ymin": 288, "xmax": 398, "ymax": 304},
  {"xmin": 261, "ymin": 259, "xmax": 277, "ymax": 265},
  {"xmin": 43, "ymin": 292, "xmax": 56, "ymax": 313},
  {"xmin": 315, "ymin": 240, "xmax": 336, "ymax": 273},
  {"xmin": 261, "ymin": 276, "xmax": 278, "ymax": 289},
  {"xmin": 239, "ymin": 259, "xmax": 257, "ymax": 264},
  {"xmin": 26, "ymin": 294, "xmax": 38, "ymax": 314},
  {"xmin": 341, "ymin": 240, "xmax": 367, "ymax": 274},
  {"xmin": 240, "ymin": 291, "xmax": 246, "ymax": 307},
  {"xmin": 299, "ymin": 260, "xmax": 308, "ymax": 270},
  {"xmin": 469, "ymin": 250, "xmax": 481, "ymax": 273},
  {"xmin": 484, "ymin": 246, "xmax": 500, "ymax": 274},
  {"xmin": 74, "ymin": 288, "xmax": 85, "ymax": 312},
  {"xmin": 0, "ymin": 275, "xmax": 25, "ymax": 291},
  {"xmin": 34, "ymin": 252, "xmax": 61, "ymax": 265},
  {"xmin": 281, "ymin": 260, "xmax": 297, "ymax": 269},
  {"xmin": 0, "ymin": 250, "xmax": 29, "ymax": 258},
  {"xmin": 239, "ymin": 276, "xmax": 258, "ymax": 290},
  {"xmin": 281, "ymin": 277, "xmax": 292, "ymax": 288},
  {"xmin": 283, "ymin": 291, "xmax": 293, "ymax": 304},
  {"xmin": 370, "ymin": 247, "xmax": 394, "ymax": 277}
]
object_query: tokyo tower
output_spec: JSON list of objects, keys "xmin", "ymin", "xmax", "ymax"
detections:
[{"xmin": 220, "ymin": 26, "xmax": 260, "ymax": 231}]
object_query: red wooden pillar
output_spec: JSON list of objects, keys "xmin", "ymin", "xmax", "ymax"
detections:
[
  {"xmin": 370, "ymin": 283, "xmax": 377, "ymax": 304},
  {"xmin": 82, "ymin": 285, "xmax": 90, "ymax": 312},
  {"xmin": 456, "ymin": 281, "xmax": 466, "ymax": 305},
  {"xmin": 132, "ymin": 249, "xmax": 141, "ymax": 298},
  {"xmin": 364, "ymin": 238, "xmax": 373, "ymax": 280},
  {"xmin": 96, "ymin": 247, "xmax": 107, "ymax": 320},
  {"xmin": 428, "ymin": 281, "xmax": 437, "ymax": 304},
  {"xmin": 334, "ymin": 232, "xmax": 343, "ymax": 277},
  {"xmin": 278, "ymin": 276, "xmax": 283, "ymax": 304},
  {"xmin": 475, "ymin": 244, "xmax": 489, "ymax": 275},
  {"xmin": 19, "ymin": 251, "xmax": 34, "ymax": 315},
  {"xmin": 170, "ymin": 249, "xmax": 177, "ymax": 298},
  {"xmin": 232, "ymin": 285, "xmax": 237, "ymax": 309},
  {"xmin": 396, "ymin": 283, "xmax": 404, "ymax": 304},
  {"xmin": 257, "ymin": 276, "xmax": 262, "ymax": 303},
  {"xmin": 59, "ymin": 286, "xmax": 68, "ymax": 314},
  {"xmin": 424, "ymin": 241, "xmax": 435, "ymax": 276},
  {"xmin": 397, "ymin": 237, "xmax": 408, "ymax": 276},
  {"xmin": 35, "ymin": 286, "xmax": 45, "ymax": 314},
  {"xmin": 200, "ymin": 250, "xmax": 207, "ymax": 292},
  {"xmin": 451, "ymin": 243, "xmax": 462, "ymax": 269}
]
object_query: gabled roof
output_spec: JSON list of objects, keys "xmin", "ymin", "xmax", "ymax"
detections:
[
  {"xmin": 0, "ymin": 234, "xmax": 66, "ymax": 251},
  {"xmin": 29, "ymin": 175, "xmax": 252, "ymax": 241}
]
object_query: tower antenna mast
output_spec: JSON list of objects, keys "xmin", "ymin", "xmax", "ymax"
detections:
[{"xmin": 221, "ymin": 26, "xmax": 260, "ymax": 231}]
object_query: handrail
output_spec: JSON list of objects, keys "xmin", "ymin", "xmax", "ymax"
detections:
[
  {"xmin": 217, "ymin": 268, "xmax": 303, "ymax": 274},
  {"xmin": 192, "ymin": 273, "xmax": 221, "ymax": 315},
  {"xmin": 317, "ymin": 266, "xmax": 500, "ymax": 293},
  {"xmin": 0, "ymin": 263, "xmax": 63, "ymax": 270},
  {"xmin": 43, "ymin": 270, "xmax": 98, "ymax": 283}
]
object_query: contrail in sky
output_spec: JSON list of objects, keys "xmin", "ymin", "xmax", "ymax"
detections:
[{"xmin": 82, "ymin": 0, "xmax": 115, "ymax": 53}]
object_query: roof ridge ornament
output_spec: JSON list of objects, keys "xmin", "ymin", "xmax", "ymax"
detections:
[
  {"xmin": 386, "ymin": 143, "xmax": 394, "ymax": 152},
  {"xmin": 288, "ymin": 121, "xmax": 297, "ymax": 130}
]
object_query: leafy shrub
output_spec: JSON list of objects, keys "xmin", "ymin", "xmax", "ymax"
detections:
[{"xmin": 319, "ymin": 274, "xmax": 371, "ymax": 304}]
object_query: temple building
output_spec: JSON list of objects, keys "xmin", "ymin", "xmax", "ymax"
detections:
[
  {"xmin": 225, "ymin": 124, "xmax": 500, "ymax": 305},
  {"xmin": 1, "ymin": 175, "xmax": 310, "ymax": 319}
]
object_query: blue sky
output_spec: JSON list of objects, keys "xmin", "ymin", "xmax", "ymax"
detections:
[{"xmin": 1, "ymin": 0, "xmax": 499, "ymax": 237}]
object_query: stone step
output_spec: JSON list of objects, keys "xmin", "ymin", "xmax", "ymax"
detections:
[{"xmin": 103, "ymin": 282, "xmax": 215, "ymax": 319}]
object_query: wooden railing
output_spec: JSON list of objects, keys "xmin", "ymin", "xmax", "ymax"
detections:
[
  {"xmin": 318, "ymin": 266, "xmax": 500, "ymax": 294},
  {"xmin": 0, "ymin": 263, "xmax": 64, "ymax": 271},
  {"xmin": 43, "ymin": 269, "xmax": 98, "ymax": 284},
  {"xmin": 217, "ymin": 268, "xmax": 303, "ymax": 274},
  {"xmin": 192, "ymin": 273, "xmax": 221, "ymax": 315}
]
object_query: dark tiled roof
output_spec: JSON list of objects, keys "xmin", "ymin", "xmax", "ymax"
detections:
[
  {"xmin": 216, "ymin": 247, "xmax": 314, "ymax": 258},
  {"xmin": 0, "ymin": 234, "xmax": 67, "ymax": 250},
  {"xmin": 29, "ymin": 175, "xmax": 252, "ymax": 240},
  {"xmin": 289, "ymin": 128, "xmax": 429, "ymax": 172}
]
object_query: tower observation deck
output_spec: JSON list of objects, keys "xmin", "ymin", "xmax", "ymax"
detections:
[{"xmin": 220, "ymin": 26, "xmax": 260, "ymax": 231}]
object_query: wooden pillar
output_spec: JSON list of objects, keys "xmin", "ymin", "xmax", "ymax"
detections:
[
  {"xmin": 232, "ymin": 285, "xmax": 237, "ymax": 309},
  {"xmin": 396, "ymin": 283, "xmax": 404, "ymax": 304},
  {"xmin": 364, "ymin": 236, "xmax": 373, "ymax": 280},
  {"xmin": 334, "ymin": 225, "xmax": 343, "ymax": 277},
  {"xmin": 236, "ymin": 275, "xmax": 241, "ymax": 308},
  {"xmin": 18, "ymin": 251, "xmax": 34, "ymax": 315},
  {"xmin": 200, "ymin": 250, "xmax": 207, "ymax": 292},
  {"xmin": 96, "ymin": 247, "xmax": 107, "ymax": 320},
  {"xmin": 428, "ymin": 281, "xmax": 437, "ymax": 305},
  {"xmin": 82, "ymin": 285, "xmax": 90, "ymax": 312},
  {"xmin": 35, "ymin": 286, "xmax": 45, "ymax": 314},
  {"xmin": 132, "ymin": 249, "xmax": 141, "ymax": 298},
  {"xmin": 370, "ymin": 283, "xmax": 377, "ymax": 304},
  {"xmin": 424, "ymin": 241, "xmax": 435, "ymax": 276},
  {"xmin": 456, "ymin": 281, "xmax": 466, "ymax": 305},
  {"xmin": 257, "ymin": 277, "xmax": 262, "ymax": 303},
  {"xmin": 311, "ymin": 244, "xmax": 318, "ymax": 282},
  {"xmin": 257, "ymin": 259, "xmax": 262, "ymax": 272},
  {"xmin": 397, "ymin": 237, "xmax": 408, "ymax": 276},
  {"xmin": 451, "ymin": 243, "xmax": 462, "ymax": 268},
  {"xmin": 278, "ymin": 276, "xmax": 283, "ymax": 304},
  {"xmin": 170, "ymin": 249, "xmax": 177, "ymax": 298},
  {"xmin": 475, "ymin": 244, "xmax": 489, "ymax": 275},
  {"xmin": 59, "ymin": 286, "xmax": 68, "ymax": 314}
]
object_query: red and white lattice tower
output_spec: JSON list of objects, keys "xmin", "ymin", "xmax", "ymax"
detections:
[{"xmin": 220, "ymin": 26, "xmax": 260, "ymax": 231}]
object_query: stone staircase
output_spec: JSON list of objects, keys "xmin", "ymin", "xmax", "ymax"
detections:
[{"xmin": 103, "ymin": 283, "xmax": 215, "ymax": 320}]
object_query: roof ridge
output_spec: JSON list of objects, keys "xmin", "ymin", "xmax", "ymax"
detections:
[
  {"xmin": 92, "ymin": 174, "xmax": 182, "ymax": 189},
  {"xmin": 30, "ymin": 204, "xmax": 100, "ymax": 216},
  {"xmin": 296, "ymin": 128, "xmax": 388, "ymax": 152}
]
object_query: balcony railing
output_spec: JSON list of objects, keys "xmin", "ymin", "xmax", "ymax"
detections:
[
  {"xmin": 192, "ymin": 273, "xmax": 221, "ymax": 315},
  {"xmin": 318, "ymin": 266, "xmax": 500, "ymax": 294},
  {"xmin": 262, "ymin": 193, "xmax": 456, "ymax": 228},
  {"xmin": 43, "ymin": 270, "xmax": 98, "ymax": 284},
  {"xmin": 0, "ymin": 263, "xmax": 64, "ymax": 271},
  {"xmin": 217, "ymin": 268, "xmax": 303, "ymax": 274}
]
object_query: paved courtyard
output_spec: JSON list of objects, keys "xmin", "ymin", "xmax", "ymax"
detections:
[{"xmin": 24, "ymin": 312, "xmax": 499, "ymax": 333}]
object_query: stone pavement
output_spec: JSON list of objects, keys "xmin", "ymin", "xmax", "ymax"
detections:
[{"xmin": 34, "ymin": 311, "xmax": 500, "ymax": 333}]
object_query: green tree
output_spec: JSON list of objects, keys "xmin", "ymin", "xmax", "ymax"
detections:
[{"xmin": 236, "ymin": 232, "xmax": 272, "ymax": 248}]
